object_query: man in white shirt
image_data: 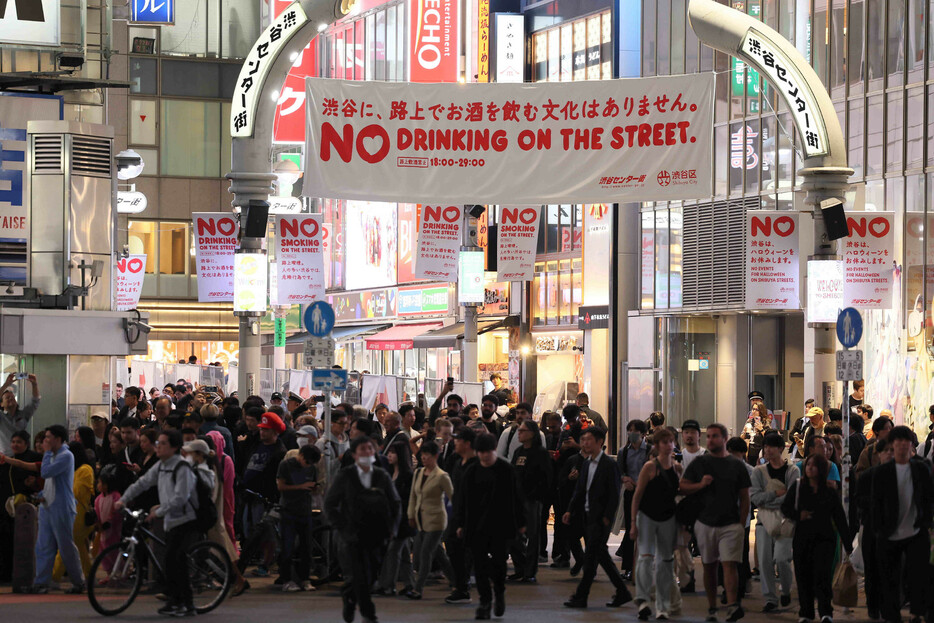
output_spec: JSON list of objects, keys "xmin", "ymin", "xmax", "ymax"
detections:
[{"xmin": 496, "ymin": 403, "xmax": 545, "ymax": 462}]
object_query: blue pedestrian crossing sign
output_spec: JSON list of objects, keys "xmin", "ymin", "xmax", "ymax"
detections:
[
  {"xmin": 304, "ymin": 301, "xmax": 335, "ymax": 338},
  {"xmin": 836, "ymin": 307, "xmax": 862, "ymax": 349},
  {"xmin": 311, "ymin": 368, "xmax": 347, "ymax": 391}
]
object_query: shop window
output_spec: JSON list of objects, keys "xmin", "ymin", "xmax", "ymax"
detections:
[
  {"xmin": 130, "ymin": 99, "xmax": 157, "ymax": 145},
  {"xmin": 904, "ymin": 176, "xmax": 922, "ymax": 325},
  {"xmin": 847, "ymin": 0, "xmax": 864, "ymax": 91},
  {"xmin": 715, "ymin": 125, "xmax": 728, "ymax": 196},
  {"xmin": 128, "ymin": 220, "xmax": 192, "ymax": 277},
  {"xmin": 655, "ymin": 210, "xmax": 670, "ymax": 309},
  {"xmin": 656, "ymin": 0, "xmax": 670, "ymax": 76},
  {"xmin": 642, "ymin": 0, "xmax": 656, "ymax": 76},
  {"xmin": 907, "ymin": 0, "xmax": 925, "ymax": 84},
  {"xmin": 866, "ymin": 0, "xmax": 884, "ymax": 90},
  {"xmin": 222, "ymin": 0, "xmax": 261, "ymax": 60},
  {"xmin": 812, "ymin": 0, "xmax": 828, "ymax": 88},
  {"xmin": 129, "ymin": 57, "xmax": 157, "ymax": 94},
  {"xmin": 665, "ymin": 316, "xmax": 718, "ymax": 428},
  {"xmin": 161, "ymin": 0, "xmax": 217, "ymax": 58},
  {"xmin": 160, "ymin": 100, "xmax": 221, "ymax": 177},
  {"xmin": 887, "ymin": 0, "xmax": 905, "ymax": 87},
  {"xmin": 761, "ymin": 115, "xmax": 777, "ymax": 192},
  {"xmin": 641, "ymin": 210, "xmax": 654, "ymax": 309},
  {"xmin": 532, "ymin": 260, "xmax": 582, "ymax": 326},
  {"xmin": 848, "ymin": 99, "xmax": 864, "ymax": 179},
  {"xmin": 669, "ymin": 206, "xmax": 683, "ymax": 308},
  {"xmin": 886, "ymin": 92, "xmax": 904, "ymax": 173},
  {"xmin": 670, "ymin": 0, "xmax": 685, "ymax": 74},
  {"xmin": 866, "ymin": 95, "xmax": 883, "ymax": 177},
  {"xmin": 906, "ymin": 88, "xmax": 924, "ymax": 170},
  {"xmin": 365, "ymin": 14, "xmax": 375, "ymax": 80},
  {"xmin": 829, "ymin": 0, "xmax": 846, "ymax": 94}
]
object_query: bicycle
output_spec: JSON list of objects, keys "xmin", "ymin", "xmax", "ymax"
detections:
[{"xmin": 87, "ymin": 508, "xmax": 233, "ymax": 616}]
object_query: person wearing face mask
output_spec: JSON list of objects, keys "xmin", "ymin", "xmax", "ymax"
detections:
[
  {"xmin": 616, "ymin": 419, "xmax": 652, "ymax": 581},
  {"xmin": 325, "ymin": 436, "xmax": 401, "ymax": 623},
  {"xmin": 296, "ymin": 424, "xmax": 319, "ymax": 448}
]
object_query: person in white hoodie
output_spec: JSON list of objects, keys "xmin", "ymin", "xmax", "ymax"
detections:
[{"xmin": 496, "ymin": 403, "xmax": 546, "ymax": 463}]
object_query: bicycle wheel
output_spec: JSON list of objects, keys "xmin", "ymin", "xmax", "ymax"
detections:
[
  {"xmin": 187, "ymin": 540, "xmax": 233, "ymax": 614},
  {"xmin": 87, "ymin": 541, "xmax": 143, "ymax": 616}
]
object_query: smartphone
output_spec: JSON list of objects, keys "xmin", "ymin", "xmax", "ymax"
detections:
[
  {"xmin": 447, "ymin": 376, "xmax": 454, "ymax": 385},
  {"xmin": 203, "ymin": 385, "xmax": 218, "ymax": 393}
]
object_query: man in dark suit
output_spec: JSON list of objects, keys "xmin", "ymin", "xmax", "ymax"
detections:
[
  {"xmin": 562, "ymin": 427, "xmax": 633, "ymax": 609},
  {"xmin": 870, "ymin": 425, "xmax": 934, "ymax": 623}
]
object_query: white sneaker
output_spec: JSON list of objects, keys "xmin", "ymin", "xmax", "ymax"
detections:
[
  {"xmin": 282, "ymin": 581, "xmax": 301, "ymax": 592},
  {"xmin": 657, "ymin": 612, "xmax": 669, "ymax": 620},
  {"xmin": 301, "ymin": 581, "xmax": 316, "ymax": 591}
]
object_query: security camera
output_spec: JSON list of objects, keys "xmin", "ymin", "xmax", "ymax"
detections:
[
  {"xmin": 115, "ymin": 149, "xmax": 145, "ymax": 180},
  {"xmin": 467, "ymin": 205, "xmax": 486, "ymax": 219},
  {"xmin": 58, "ymin": 53, "xmax": 84, "ymax": 69},
  {"xmin": 123, "ymin": 317, "xmax": 152, "ymax": 334}
]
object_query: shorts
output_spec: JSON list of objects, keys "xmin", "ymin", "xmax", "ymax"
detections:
[{"xmin": 694, "ymin": 521, "xmax": 744, "ymax": 564}]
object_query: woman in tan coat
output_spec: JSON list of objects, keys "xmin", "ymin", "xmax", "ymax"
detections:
[{"xmin": 404, "ymin": 440, "xmax": 456, "ymax": 600}]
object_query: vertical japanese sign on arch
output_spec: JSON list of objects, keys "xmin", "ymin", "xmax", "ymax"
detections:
[{"xmin": 303, "ymin": 75, "xmax": 714, "ymax": 204}]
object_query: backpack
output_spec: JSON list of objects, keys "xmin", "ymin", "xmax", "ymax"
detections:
[
  {"xmin": 172, "ymin": 461, "xmax": 218, "ymax": 534},
  {"xmin": 353, "ymin": 473, "xmax": 394, "ymax": 547}
]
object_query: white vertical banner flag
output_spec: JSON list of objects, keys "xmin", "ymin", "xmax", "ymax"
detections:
[
  {"xmin": 193, "ymin": 213, "xmax": 239, "ymax": 302},
  {"xmin": 745, "ymin": 211, "xmax": 800, "ymax": 310},
  {"xmin": 415, "ymin": 205, "xmax": 462, "ymax": 281},
  {"xmin": 843, "ymin": 213, "xmax": 894, "ymax": 309},
  {"xmin": 497, "ymin": 205, "xmax": 542, "ymax": 281},
  {"xmin": 276, "ymin": 215, "xmax": 326, "ymax": 304},
  {"xmin": 114, "ymin": 254, "xmax": 147, "ymax": 311}
]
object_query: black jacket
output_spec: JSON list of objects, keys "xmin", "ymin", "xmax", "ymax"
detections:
[
  {"xmin": 512, "ymin": 445, "xmax": 553, "ymax": 503},
  {"xmin": 568, "ymin": 453, "xmax": 621, "ymax": 526},
  {"xmin": 870, "ymin": 458, "xmax": 934, "ymax": 539},
  {"xmin": 324, "ymin": 464, "xmax": 401, "ymax": 544},
  {"xmin": 451, "ymin": 458, "xmax": 524, "ymax": 541}
]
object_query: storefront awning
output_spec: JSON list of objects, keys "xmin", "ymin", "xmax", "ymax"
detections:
[
  {"xmin": 412, "ymin": 316, "xmax": 518, "ymax": 349},
  {"xmin": 263, "ymin": 323, "xmax": 391, "ymax": 355},
  {"xmin": 365, "ymin": 323, "xmax": 443, "ymax": 351}
]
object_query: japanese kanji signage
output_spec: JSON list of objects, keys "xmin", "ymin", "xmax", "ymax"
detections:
[
  {"xmin": 193, "ymin": 212, "xmax": 239, "ymax": 302},
  {"xmin": 231, "ymin": 3, "xmax": 308, "ymax": 138},
  {"xmin": 303, "ymin": 74, "xmax": 714, "ymax": 203},
  {"xmin": 843, "ymin": 213, "xmax": 893, "ymax": 309},
  {"xmin": 415, "ymin": 205, "xmax": 462, "ymax": 281},
  {"xmin": 272, "ymin": 0, "xmax": 317, "ymax": 143},
  {"xmin": 497, "ymin": 205, "xmax": 541, "ymax": 281},
  {"xmin": 114, "ymin": 254, "xmax": 146, "ymax": 311},
  {"xmin": 409, "ymin": 0, "xmax": 459, "ymax": 83},
  {"xmin": 276, "ymin": 215, "xmax": 325, "ymax": 304},
  {"xmin": 131, "ymin": 0, "xmax": 174, "ymax": 24},
  {"xmin": 745, "ymin": 211, "xmax": 799, "ymax": 310},
  {"xmin": 477, "ymin": 0, "xmax": 490, "ymax": 83},
  {"xmin": 740, "ymin": 29, "xmax": 828, "ymax": 158},
  {"xmin": 495, "ymin": 14, "xmax": 524, "ymax": 83}
]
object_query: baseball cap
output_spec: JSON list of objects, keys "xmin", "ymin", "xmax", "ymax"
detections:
[
  {"xmin": 452, "ymin": 427, "xmax": 477, "ymax": 443},
  {"xmin": 297, "ymin": 424, "xmax": 319, "ymax": 439},
  {"xmin": 681, "ymin": 419, "xmax": 701, "ymax": 432},
  {"xmin": 258, "ymin": 412, "xmax": 286, "ymax": 434},
  {"xmin": 182, "ymin": 439, "xmax": 211, "ymax": 455},
  {"xmin": 807, "ymin": 406, "xmax": 824, "ymax": 419},
  {"xmin": 271, "ymin": 392, "xmax": 283, "ymax": 401},
  {"xmin": 90, "ymin": 406, "xmax": 111, "ymax": 422}
]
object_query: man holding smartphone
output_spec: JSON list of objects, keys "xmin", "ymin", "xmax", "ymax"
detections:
[{"xmin": 0, "ymin": 373, "xmax": 40, "ymax": 455}]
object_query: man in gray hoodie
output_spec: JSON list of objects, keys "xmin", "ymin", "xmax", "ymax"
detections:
[{"xmin": 118, "ymin": 429, "xmax": 198, "ymax": 617}]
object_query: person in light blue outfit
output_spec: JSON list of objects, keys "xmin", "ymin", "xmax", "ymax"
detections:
[{"xmin": 33, "ymin": 425, "xmax": 85, "ymax": 593}]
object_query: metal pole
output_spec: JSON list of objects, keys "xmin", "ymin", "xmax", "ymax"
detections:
[{"xmin": 841, "ymin": 377, "xmax": 850, "ymax": 520}]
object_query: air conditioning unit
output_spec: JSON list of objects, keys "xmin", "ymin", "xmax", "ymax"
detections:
[{"xmin": 26, "ymin": 121, "xmax": 115, "ymax": 311}]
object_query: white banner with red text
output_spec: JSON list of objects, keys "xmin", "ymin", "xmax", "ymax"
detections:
[
  {"xmin": 745, "ymin": 211, "xmax": 800, "ymax": 310},
  {"xmin": 114, "ymin": 254, "xmax": 147, "ymax": 311},
  {"xmin": 497, "ymin": 206, "xmax": 541, "ymax": 281},
  {"xmin": 303, "ymin": 74, "xmax": 714, "ymax": 204},
  {"xmin": 193, "ymin": 212, "xmax": 239, "ymax": 302},
  {"xmin": 843, "ymin": 212, "xmax": 894, "ymax": 309},
  {"xmin": 275, "ymin": 215, "xmax": 325, "ymax": 304},
  {"xmin": 415, "ymin": 205, "xmax": 462, "ymax": 281}
]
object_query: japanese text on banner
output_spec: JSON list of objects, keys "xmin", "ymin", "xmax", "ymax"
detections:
[
  {"xmin": 843, "ymin": 213, "xmax": 894, "ymax": 309},
  {"xmin": 745, "ymin": 211, "xmax": 800, "ymax": 310},
  {"xmin": 276, "ymin": 215, "xmax": 326, "ymax": 304},
  {"xmin": 497, "ymin": 206, "xmax": 541, "ymax": 281},
  {"xmin": 114, "ymin": 255, "xmax": 147, "ymax": 311},
  {"xmin": 415, "ymin": 205, "xmax": 461, "ymax": 282},
  {"xmin": 193, "ymin": 213, "xmax": 239, "ymax": 302},
  {"xmin": 303, "ymin": 74, "xmax": 714, "ymax": 204}
]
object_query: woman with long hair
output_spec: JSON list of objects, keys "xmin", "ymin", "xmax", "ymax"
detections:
[
  {"xmin": 52, "ymin": 441, "xmax": 95, "ymax": 582},
  {"xmin": 782, "ymin": 453, "xmax": 852, "ymax": 623},
  {"xmin": 374, "ymin": 441, "xmax": 416, "ymax": 595},
  {"xmin": 509, "ymin": 419, "xmax": 551, "ymax": 582},
  {"xmin": 74, "ymin": 427, "xmax": 98, "ymax": 466}
]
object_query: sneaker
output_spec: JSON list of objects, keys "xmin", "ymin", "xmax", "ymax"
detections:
[
  {"xmin": 550, "ymin": 560, "xmax": 570, "ymax": 569},
  {"xmin": 706, "ymin": 608, "xmax": 719, "ymax": 623},
  {"xmin": 301, "ymin": 581, "xmax": 316, "ymax": 592},
  {"xmin": 820, "ymin": 617, "xmax": 832, "ymax": 623},
  {"xmin": 475, "ymin": 603, "xmax": 492, "ymax": 620},
  {"xmin": 493, "ymin": 591, "xmax": 505, "ymax": 617},
  {"xmin": 404, "ymin": 589, "xmax": 422, "ymax": 600},
  {"xmin": 763, "ymin": 602, "xmax": 778, "ymax": 613},
  {"xmin": 445, "ymin": 590, "xmax": 471, "ymax": 604},
  {"xmin": 781, "ymin": 595, "xmax": 792, "ymax": 608},
  {"xmin": 726, "ymin": 604, "xmax": 745, "ymax": 622},
  {"xmin": 250, "ymin": 565, "xmax": 270, "ymax": 577},
  {"xmin": 638, "ymin": 604, "xmax": 652, "ymax": 620},
  {"xmin": 282, "ymin": 581, "xmax": 301, "ymax": 592},
  {"xmin": 64, "ymin": 584, "xmax": 85, "ymax": 595},
  {"xmin": 506, "ymin": 573, "xmax": 524, "ymax": 582},
  {"xmin": 797, "ymin": 618, "xmax": 810, "ymax": 623},
  {"xmin": 30, "ymin": 585, "xmax": 49, "ymax": 595},
  {"xmin": 157, "ymin": 604, "xmax": 180, "ymax": 616},
  {"xmin": 680, "ymin": 579, "xmax": 695, "ymax": 594},
  {"xmin": 657, "ymin": 613, "xmax": 669, "ymax": 621},
  {"xmin": 538, "ymin": 555, "xmax": 548, "ymax": 563},
  {"xmin": 172, "ymin": 605, "xmax": 196, "ymax": 618}
]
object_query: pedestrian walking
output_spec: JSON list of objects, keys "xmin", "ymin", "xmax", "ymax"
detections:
[
  {"xmin": 562, "ymin": 427, "xmax": 633, "ymax": 610},
  {"xmin": 406, "ymin": 440, "xmax": 455, "ymax": 600},
  {"xmin": 781, "ymin": 452, "xmax": 851, "ymax": 623}
]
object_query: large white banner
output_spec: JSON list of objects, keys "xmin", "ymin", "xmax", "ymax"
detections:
[
  {"xmin": 497, "ymin": 205, "xmax": 541, "ymax": 281},
  {"xmin": 193, "ymin": 213, "xmax": 239, "ymax": 302},
  {"xmin": 114, "ymin": 254, "xmax": 146, "ymax": 311},
  {"xmin": 304, "ymin": 74, "xmax": 714, "ymax": 204},
  {"xmin": 0, "ymin": 0, "xmax": 61, "ymax": 46},
  {"xmin": 276, "ymin": 215, "xmax": 325, "ymax": 304},
  {"xmin": 415, "ymin": 205, "xmax": 462, "ymax": 282},
  {"xmin": 843, "ymin": 213, "xmax": 894, "ymax": 309},
  {"xmin": 745, "ymin": 211, "xmax": 800, "ymax": 310}
]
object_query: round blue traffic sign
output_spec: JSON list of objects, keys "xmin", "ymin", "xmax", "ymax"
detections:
[
  {"xmin": 836, "ymin": 307, "xmax": 863, "ymax": 349},
  {"xmin": 304, "ymin": 301, "xmax": 335, "ymax": 338}
]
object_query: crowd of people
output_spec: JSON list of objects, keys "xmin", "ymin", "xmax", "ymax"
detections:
[{"xmin": 0, "ymin": 372, "xmax": 932, "ymax": 623}]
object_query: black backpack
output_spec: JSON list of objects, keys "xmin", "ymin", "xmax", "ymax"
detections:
[{"xmin": 172, "ymin": 461, "xmax": 218, "ymax": 534}]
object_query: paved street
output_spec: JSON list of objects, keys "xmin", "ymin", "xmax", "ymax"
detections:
[{"xmin": 1, "ymin": 534, "xmax": 875, "ymax": 623}]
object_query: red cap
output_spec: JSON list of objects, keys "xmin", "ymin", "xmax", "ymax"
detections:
[{"xmin": 258, "ymin": 412, "xmax": 285, "ymax": 434}]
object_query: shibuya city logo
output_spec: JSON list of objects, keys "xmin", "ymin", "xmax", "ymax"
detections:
[
  {"xmin": 656, "ymin": 168, "xmax": 698, "ymax": 186},
  {"xmin": 657, "ymin": 170, "xmax": 671, "ymax": 186}
]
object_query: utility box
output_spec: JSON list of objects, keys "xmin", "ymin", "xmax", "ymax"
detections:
[{"xmin": 26, "ymin": 120, "xmax": 115, "ymax": 311}]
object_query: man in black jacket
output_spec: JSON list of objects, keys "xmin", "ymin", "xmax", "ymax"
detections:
[
  {"xmin": 452, "ymin": 433, "xmax": 525, "ymax": 620},
  {"xmin": 325, "ymin": 435, "xmax": 400, "ymax": 623},
  {"xmin": 870, "ymin": 425, "xmax": 934, "ymax": 623},
  {"xmin": 562, "ymin": 427, "xmax": 633, "ymax": 610}
]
